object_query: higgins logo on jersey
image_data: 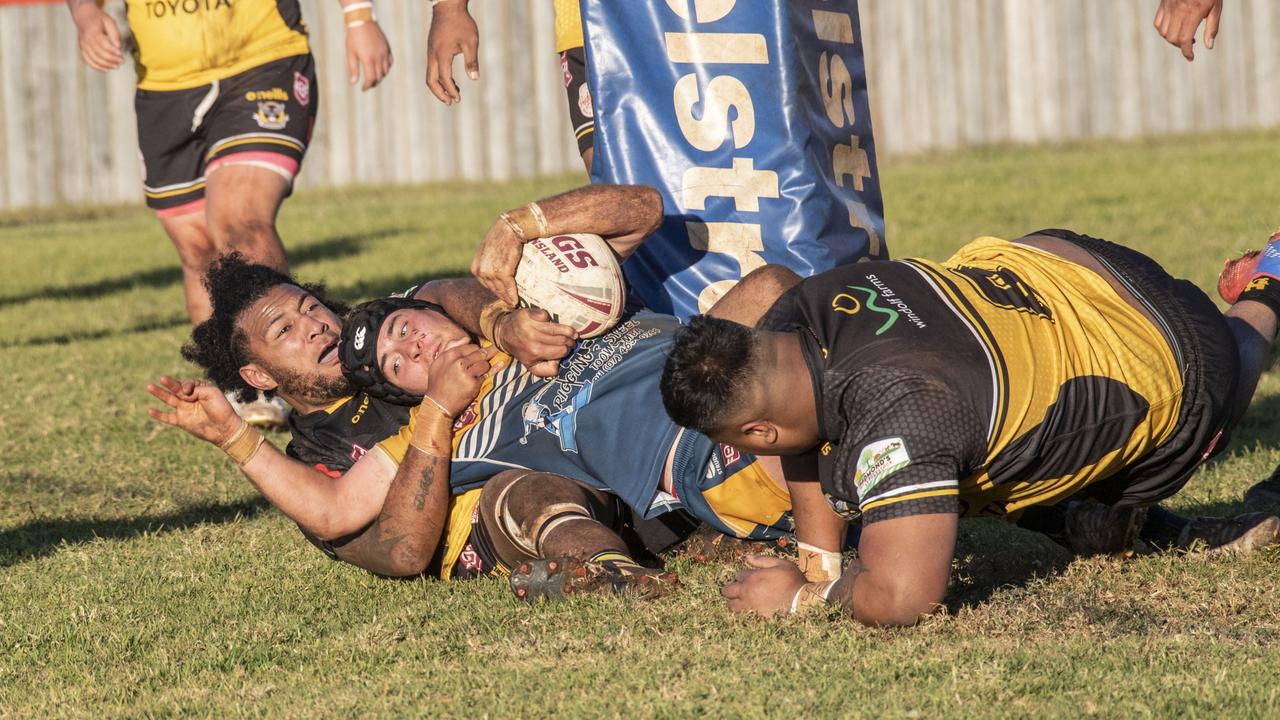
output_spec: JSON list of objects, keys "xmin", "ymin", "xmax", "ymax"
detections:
[
  {"xmin": 516, "ymin": 318, "xmax": 663, "ymax": 453},
  {"xmin": 520, "ymin": 381, "xmax": 594, "ymax": 452}
]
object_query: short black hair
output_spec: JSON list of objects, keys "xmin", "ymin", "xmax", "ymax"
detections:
[
  {"xmin": 180, "ymin": 252, "xmax": 347, "ymax": 402},
  {"xmin": 661, "ymin": 315, "xmax": 759, "ymax": 433}
]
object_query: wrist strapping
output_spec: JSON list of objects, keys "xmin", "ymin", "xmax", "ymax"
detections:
[
  {"xmin": 409, "ymin": 399, "xmax": 454, "ymax": 457},
  {"xmin": 502, "ymin": 205, "xmax": 542, "ymax": 242},
  {"xmin": 526, "ymin": 202, "xmax": 551, "ymax": 238},
  {"xmin": 218, "ymin": 421, "xmax": 266, "ymax": 466},
  {"xmin": 796, "ymin": 541, "xmax": 843, "ymax": 583},
  {"xmin": 789, "ymin": 580, "xmax": 835, "ymax": 615},
  {"xmin": 343, "ymin": 1, "xmax": 375, "ymax": 27},
  {"xmin": 479, "ymin": 301, "xmax": 513, "ymax": 349}
]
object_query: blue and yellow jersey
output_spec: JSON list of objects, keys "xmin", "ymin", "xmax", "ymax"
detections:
[
  {"xmin": 124, "ymin": 0, "xmax": 310, "ymax": 90},
  {"xmin": 767, "ymin": 237, "xmax": 1183, "ymax": 524},
  {"xmin": 377, "ymin": 312, "xmax": 792, "ymax": 539}
]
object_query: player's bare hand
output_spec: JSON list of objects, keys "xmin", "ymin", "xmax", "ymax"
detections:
[
  {"xmin": 425, "ymin": 343, "xmax": 495, "ymax": 417},
  {"xmin": 425, "ymin": 0, "xmax": 479, "ymax": 105},
  {"xmin": 71, "ymin": 3, "xmax": 123, "ymax": 72},
  {"xmin": 146, "ymin": 376, "xmax": 242, "ymax": 445},
  {"xmin": 497, "ymin": 307, "xmax": 576, "ymax": 377},
  {"xmin": 471, "ymin": 215, "xmax": 524, "ymax": 308},
  {"xmin": 345, "ymin": 21, "xmax": 393, "ymax": 91},
  {"xmin": 1154, "ymin": 0, "xmax": 1222, "ymax": 61},
  {"xmin": 721, "ymin": 555, "xmax": 807, "ymax": 618}
]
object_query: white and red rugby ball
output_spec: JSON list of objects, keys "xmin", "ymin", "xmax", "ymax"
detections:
[{"xmin": 515, "ymin": 232, "xmax": 625, "ymax": 338}]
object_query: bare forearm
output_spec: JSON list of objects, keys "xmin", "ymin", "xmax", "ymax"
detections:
[
  {"xmin": 238, "ymin": 443, "xmax": 389, "ymax": 538},
  {"xmin": 823, "ymin": 513, "xmax": 957, "ymax": 626},
  {"xmin": 789, "ymin": 481, "xmax": 846, "ymax": 552},
  {"xmin": 825, "ymin": 560, "xmax": 928, "ymax": 626},
  {"xmin": 337, "ymin": 449, "xmax": 450, "ymax": 576},
  {"xmin": 1225, "ymin": 301, "xmax": 1278, "ymax": 427},
  {"xmin": 535, "ymin": 185, "xmax": 663, "ymax": 259},
  {"xmin": 416, "ymin": 278, "xmax": 497, "ymax": 337},
  {"xmin": 335, "ymin": 413, "xmax": 455, "ymax": 576}
]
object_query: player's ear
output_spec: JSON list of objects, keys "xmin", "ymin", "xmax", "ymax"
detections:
[
  {"xmin": 239, "ymin": 363, "xmax": 279, "ymax": 393},
  {"xmin": 740, "ymin": 420, "xmax": 778, "ymax": 446}
]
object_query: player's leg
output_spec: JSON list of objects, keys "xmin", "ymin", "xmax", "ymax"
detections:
[
  {"xmin": 156, "ymin": 209, "xmax": 217, "ymax": 322},
  {"xmin": 560, "ymin": 47, "xmax": 594, "ymax": 174},
  {"xmin": 476, "ymin": 470, "xmax": 677, "ymax": 600},
  {"xmin": 199, "ymin": 53, "xmax": 318, "ymax": 274},
  {"xmin": 203, "ymin": 163, "xmax": 290, "ymax": 272},
  {"xmin": 135, "ymin": 84, "xmax": 221, "ymax": 323}
]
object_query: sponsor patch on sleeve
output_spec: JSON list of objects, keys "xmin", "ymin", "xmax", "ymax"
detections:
[{"xmin": 853, "ymin": 437, "xmax": 910, "ymax": 499}]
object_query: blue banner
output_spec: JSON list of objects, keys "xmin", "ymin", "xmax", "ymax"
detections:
[{"xmin": 582, "ymin": 0, "xmax": 885, "ymax": 318}]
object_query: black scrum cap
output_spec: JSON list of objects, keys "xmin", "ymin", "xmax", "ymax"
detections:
[{"xmin": 339, "ymin": 297, "xmax": 447, "ymax": 406}]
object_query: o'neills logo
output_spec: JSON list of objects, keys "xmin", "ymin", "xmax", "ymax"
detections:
[{"xmin": 352, "ymin": 326, "xmax": 367, "ymax": 351}]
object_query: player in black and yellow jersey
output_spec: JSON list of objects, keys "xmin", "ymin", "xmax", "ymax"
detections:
[
  {"xmin": 144, "ymin": 185, "xmax": 798, "ymax": 597},
  {"xmin": 662, "ymin": 229, "xmax": 1280, "ymax": 625},
  {"xmin": 66, "ymin": 0, "xmax": 392, "ymax": 324}
]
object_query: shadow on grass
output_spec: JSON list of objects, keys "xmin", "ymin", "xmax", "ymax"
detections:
[
  {"xmin": 0, "ymin": 315, "xmax": 189, "ymax": 349},
  {"xmin": 945, "ymin": 519, "xmax": 1075, "ymax": 612},
  {"xmin": 0, "ymin": 230, "xmax": 403, "ymax": 309},
  {"xmin": 1219, "ymin": 391, "xmax": 1280, "ymax": 454},
  {"xmin": 0, "ymin": 272, "xmax": 470, "ymax": 350},
  {"xmin": 0, "ymin": 496, "xmax": 272, "ymax": 567}
]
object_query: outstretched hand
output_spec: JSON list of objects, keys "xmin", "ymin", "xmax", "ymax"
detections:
[
  {"xmin": 146, "ymin": 376, "xmax": 242, "ymax": 445},
  {"xmin": 721, "ymin": 555, "xmax": 808, "ymax": 618}
]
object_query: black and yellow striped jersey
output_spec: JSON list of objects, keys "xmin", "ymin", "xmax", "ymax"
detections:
[
  {"xmin": 124, "ymin": 0, "xmax": 310, "ymax": 90},
  {"xmin": 764, "ymin": 237, "xmax": 1183, "ymax": 525}
]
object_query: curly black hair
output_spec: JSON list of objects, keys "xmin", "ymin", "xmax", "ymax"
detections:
[
  {"xmin": 660, "ymin": 315, "xmax": 758, "ymax": 433},
  {"xmin": 180, "ymin": 252, "xmax": 348, "ymax": 402}
]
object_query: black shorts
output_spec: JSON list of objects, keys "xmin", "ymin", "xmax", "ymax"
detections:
[
  {"xmin": 1032, "ymin": 229, "xmax": 1239, "ymax": 507},
  {"xmin": 447, "ymin": 505, "xmax": 507, "ymax": 581},
  {"xmin": 559, "ymin": 46, "xmax": 594, "ymax": 157},
  {"xmin": 136, "ymin": 53, "xmax": 318, "ymax": 215}
]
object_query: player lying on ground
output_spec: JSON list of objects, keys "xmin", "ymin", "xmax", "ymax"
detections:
[
  {"xmin": 148, "ymin": 184, "xmax": 809, "ymax": 597},
  {"xmin": 662, "ymin": 229, "xmax": 1280, "ymax": 626},
  {"xmin": 347, "ymin": 197, "xmax": 1268, "ymax": 585}
]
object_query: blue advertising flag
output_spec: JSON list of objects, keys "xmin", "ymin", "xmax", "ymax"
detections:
[{"xmin": 582, "ymin": 0, "xmax": 886, "ymax": 318}]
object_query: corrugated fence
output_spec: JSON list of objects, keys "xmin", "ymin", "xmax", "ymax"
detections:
[{"xmin": 1, "ymin": 0, "xmax": 1278, "ymax": 211}]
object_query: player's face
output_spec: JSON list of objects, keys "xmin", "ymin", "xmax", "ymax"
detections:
[
  {"xmin": 377, "ymin": 308, "xmax": 473, "ymax": 394},
  {"xmin": 239, "ymin": 285, "xmax": 347, "ymax": 401}
]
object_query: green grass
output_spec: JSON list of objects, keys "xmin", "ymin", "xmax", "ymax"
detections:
[{"xmin": 3, "ymin": 131, "xmax": 1280, "ymax": 718}]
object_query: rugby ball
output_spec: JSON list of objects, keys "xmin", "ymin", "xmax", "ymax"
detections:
[{"xmin": 515, "ymin": 233, "xmax": 626, "ymax": 338}]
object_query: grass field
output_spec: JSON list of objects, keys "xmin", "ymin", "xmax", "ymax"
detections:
[{"xmin": 3, "ymin": 131, "xmax": 1280, "ymax": 718}]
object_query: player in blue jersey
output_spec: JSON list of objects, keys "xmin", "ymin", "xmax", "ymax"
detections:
[{"xmin": 148, "ymin": 183, "xmax": 821, "ymax": 596}]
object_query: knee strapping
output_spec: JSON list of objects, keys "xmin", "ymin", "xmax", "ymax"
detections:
[{"xmin": 497, "ymin": 476, "xmax": 597, "ymax": 556}]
